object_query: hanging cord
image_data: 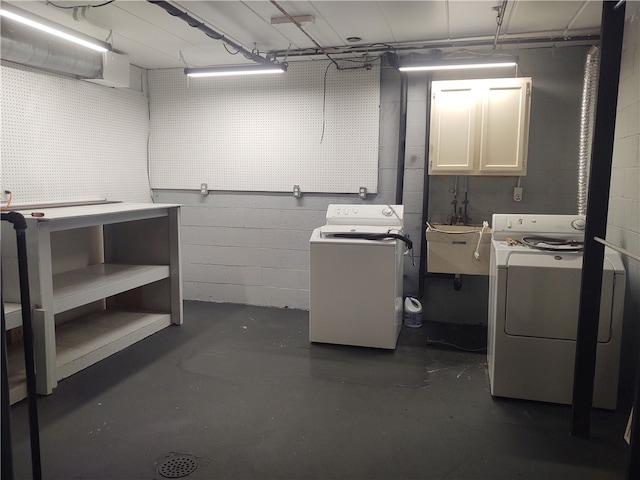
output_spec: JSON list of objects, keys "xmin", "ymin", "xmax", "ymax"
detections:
[
  {"xmin": 385, "ymin": 204, "xmax": 403, "ymax": 225},
  {"xmin": 320, "ymin": 62, "xmax": 332, "ymax": 143},
  {"xmin": 223, "ymin": 43, "xmax": 242, "ymax": 55},
  {"xmin": 179, "ymin": 51, "xmax": 189, "ymax": 67},
  {"xmin": 329, "ymin": 232, "xmax": 412, "ymax": 250},
  {"xmin": 426, "ymin": 338, "xmax": 487, "ymax": 353},
  {"xmin": 47, "ymin": 0, "xmax": 115, "ymax": 8},
  {"xmin": 331, "ymin": 231, "xmax": 415, "ymax": 266},
  {"xmin": 473, "ymin": 221, "xmax": 489, "ymax": 260},
  {"xmin": 1, "ymin": 191, "xmax": 12, "ymax": 211},
  {"xmin": 521, "ymin": 236, "xmax": 584, "ymax": 252}
]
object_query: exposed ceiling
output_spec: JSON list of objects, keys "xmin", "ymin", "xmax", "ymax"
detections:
[{"xmin": 4, "ymin": 0, "xmax": 606, "ymax": 70}]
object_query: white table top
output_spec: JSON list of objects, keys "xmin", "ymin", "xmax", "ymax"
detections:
[{"xmin": 10, "ymin": 202, "xmax": 180, "ymax": 222}]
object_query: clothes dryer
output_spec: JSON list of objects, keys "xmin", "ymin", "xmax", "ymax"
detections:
[{"xmin": 488, "ymin": 214, "xmax": 625, "ymax": 409}]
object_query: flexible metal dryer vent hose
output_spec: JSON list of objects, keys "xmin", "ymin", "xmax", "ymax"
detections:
[{"xmin": 577, "ymin": 45, "xmax": 600, "ymax": 216}]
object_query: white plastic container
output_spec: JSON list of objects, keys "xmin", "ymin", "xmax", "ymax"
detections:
[{"xmin": 404, "ymin": 296, "xmax": 423, "ymax": 328}]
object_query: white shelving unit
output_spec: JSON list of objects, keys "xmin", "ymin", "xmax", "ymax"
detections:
[{"xmin": 1, "ymin": 203, "xmax": 182, "ymax": 399}]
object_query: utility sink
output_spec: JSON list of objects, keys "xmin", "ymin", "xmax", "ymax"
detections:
[{"xmin": 426, "ymin": 223, "xmax": 492, "ymax": 275}]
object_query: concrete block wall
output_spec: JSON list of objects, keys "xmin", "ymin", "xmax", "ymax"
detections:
[
  {"xmin": 402, "ymin": 46, "xmax": 590, "ymax": 313},
  {"xmin": 154, "ymin": 190, "xmax": 398, "ymax": 310},
  {"xmin": 155, "ymin": 63, "xmax": 400, "ymax": 309},
  {"xmin": 155, "ymin": 45, "xmax": 594, "ymax": 321},
  {"xmin": 153, "ymin": 41, "xmax": 639, "ymax": 332},
  {"xmin": 610, "ymin": 11, "xmax": 640, "ymax": 399}
]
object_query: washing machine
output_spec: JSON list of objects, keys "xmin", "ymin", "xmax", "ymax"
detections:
[
  {"xmin": 309, "ymin": 204, "xmax": 411, "ymax": 349},
  {"xmin": 488, "ymin": 214, "xmax": 625, "ymax": 409}
]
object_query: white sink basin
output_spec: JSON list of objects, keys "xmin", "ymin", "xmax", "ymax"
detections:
[{"xmin": 426, "ymin": 223, "xmax": 492, "ymax": 275}]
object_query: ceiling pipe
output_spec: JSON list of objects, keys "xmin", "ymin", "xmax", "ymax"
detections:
[
  {"xmin": 269, "ymin": 0, "xmax": 341, "ymax": 70},
  {"xmin": 493, "ymin": 0, "xmax": 508, "ymax": 49},
  {"xmin": 268, "ymin": 33, "xmax": 600, "ymax": 61},
  {"xmin": 563, "ymin": 1, "xmax": 591, "ymax": 38},
  {"xmin": 0, "ymin": 16, "xmax": 102, "ymax": 78},
  {"xmin": 147, "ymin": 0, "xmax": 275, "ymax": 66}
]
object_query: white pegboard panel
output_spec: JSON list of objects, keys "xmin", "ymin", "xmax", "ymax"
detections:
[
  {"xmin": 1, "ymin": 63, "xmax": 150, "ymax": 204},
  {"xmin": 148, "ymin": 60, "xmax": 380, "ymax": 194}
]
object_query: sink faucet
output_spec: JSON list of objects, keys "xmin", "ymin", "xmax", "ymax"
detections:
[{"xmin": 453, "ymin": 208, "xmax": 471, "ymax": 225}]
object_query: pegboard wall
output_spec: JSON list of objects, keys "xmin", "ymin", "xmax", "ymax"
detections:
[
  {"xmin": 148, "ymin": 60, "xmax": 380, "ymax": 194},
  {"xmin": 1, "ymin": 63, "xmax": 151, "ymax": 204}
]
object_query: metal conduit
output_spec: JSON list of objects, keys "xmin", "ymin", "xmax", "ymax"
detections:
[
  {"xmin": 147, "ymin": 0, "xmax": 270, "ymax": 65},
  {"xmin": 269, "ymin": 0, "xmax": 340, "ymax": 69},
  {"xmin": 493, "ymin": 0, "xmax": 508, "ymax": 49},
  {"xmin": 268, "ymin": 34, "xmax": 600, "ymax": 61}
]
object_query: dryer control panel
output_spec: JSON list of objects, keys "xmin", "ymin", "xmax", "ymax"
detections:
[
  {"xmin": 492, "ymin": 214, "xmax": 586, "ymax": 241},
  {"xmin": 326, "ymin": 204, "xmax": 404, "ymax": 226}
]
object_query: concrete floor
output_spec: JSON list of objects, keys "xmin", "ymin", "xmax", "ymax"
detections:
[{"xmin": 9, "ymin": 301, "xmax": 632, "ymax": 479}]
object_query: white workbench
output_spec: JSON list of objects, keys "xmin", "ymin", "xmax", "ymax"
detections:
[{"xmin": 1, "ymin": 202, "xmax": 182, "ymax": 401}]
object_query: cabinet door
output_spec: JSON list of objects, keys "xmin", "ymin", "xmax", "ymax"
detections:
[
  {"xmin": 429, "ymin": 84, "xmax": 477, "ymax": 174},
  {"xmin": 479, "ymin": 78, "xmax": 531, "ymax": 175}
]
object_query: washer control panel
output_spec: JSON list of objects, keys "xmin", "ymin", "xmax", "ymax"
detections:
[
  {"xmin": 326, "ymin": 204, "xmax": 404, "ymax": 226},
  {"xmin": 492, "ymin": 214, "xmax": 586, "ymax": 241}
]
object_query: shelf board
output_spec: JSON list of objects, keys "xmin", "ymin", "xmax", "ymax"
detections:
[
  {"xmin": 5, "ymin": 302, "xmax": 22, "ymax": 330},
  {"xmin": 53, "ymin": 264, "xmax": 170, "ymax": 314},
  {"xmin": 55, "ymin": 309, "xmax": 172, "ymax": 380}
]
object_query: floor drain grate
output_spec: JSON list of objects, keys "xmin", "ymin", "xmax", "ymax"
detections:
[{"xmin": 157, "ymin": 453, "xmax": 198, "ymax": 478}]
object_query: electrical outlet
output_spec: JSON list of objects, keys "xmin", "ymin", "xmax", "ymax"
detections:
[
  {"xmin": 200, "ymin": 183, "xmax": 208, "ymax": 195},
  {"xmin": 513, "ymin": 186, "xmax": 523, "ymax": 202}
]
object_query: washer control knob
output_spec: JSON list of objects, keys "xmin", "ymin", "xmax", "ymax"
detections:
[
  {"xmin": 571, "ymin": 218, "xmax": 586, "ymax": 230},
  {"xmin": 382, "ymin": 207, "xmax": 393, "ymax": 216}
]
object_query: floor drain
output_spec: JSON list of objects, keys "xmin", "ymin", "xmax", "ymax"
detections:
[{"xmin": 157, "ymin": 453, "xmax": 198, "ymax": 478}]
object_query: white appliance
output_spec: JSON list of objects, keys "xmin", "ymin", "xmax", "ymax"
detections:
[
  {"xmin": 488, "ymin": 214, "xmax": 626, "ymax": 409},
  {"xmin": 309, "ymin": 204, "xmax": 410, "ymax": 349}
]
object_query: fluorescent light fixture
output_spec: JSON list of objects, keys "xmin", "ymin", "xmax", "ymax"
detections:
[
  {"xmin": 271, "ymin": 15, "xmax": 315, "ymax": 25},
  {"xmin": 399, "ymin": 59, "xmax": 517, "ymax": 72},
  {"xmin": 0, "ymin": 3, "xmax": 110, "ymax": 53},
  {"xmin": 185, "ymin": 63, "xmax": 288, "ymax": 78}
]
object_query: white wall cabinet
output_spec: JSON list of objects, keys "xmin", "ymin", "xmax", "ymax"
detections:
[
  {"xmin": 1, "ymin": 203, "xmax": 182, "ymax": 400},
  {"xmin": 429, "ymin": 77, "xmax": 532, "ymax": 176}
]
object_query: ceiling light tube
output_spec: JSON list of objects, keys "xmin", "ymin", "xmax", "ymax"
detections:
[
  {"xmin": 399, "ymin": 59, "xmax": 517, "ymax": 72},
  {"xmin": 185, "ymin": 63, "xmax": 287, "ymax": 77},
  {"xmin": 0, "ymin": 3, "xmax": 110, "ymax": 53}
]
